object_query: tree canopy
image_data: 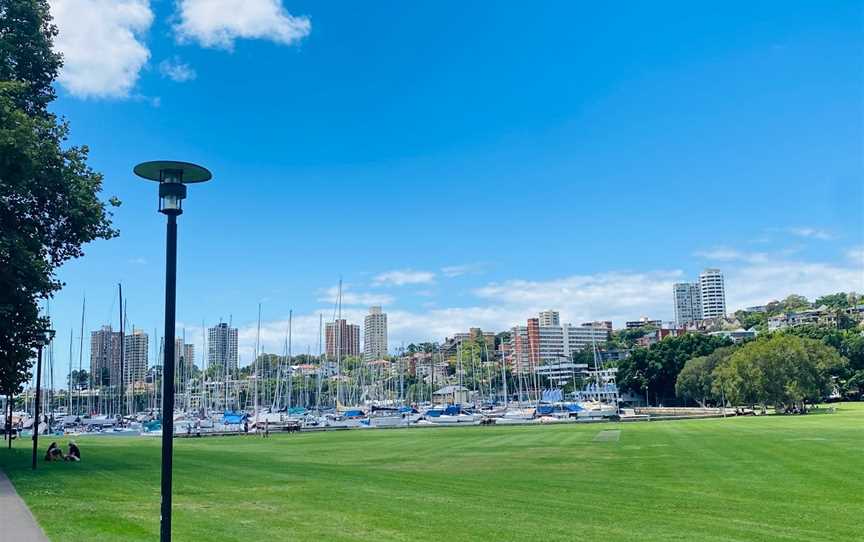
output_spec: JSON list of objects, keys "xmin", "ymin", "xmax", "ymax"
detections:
[
  {"xmin": 675, "ymin": 346, "xmax": 735, "ymax": 407},
  {"xmin": 713, "ymin": 334, "xmax": 846, "ymax": 412},
  {"xmin": 0, "ymin": 0, "xmax": 118, "ymax": 398},
  {"xmin": 616, "ymin": 333, "xmax": 732, "ymax": 404}
]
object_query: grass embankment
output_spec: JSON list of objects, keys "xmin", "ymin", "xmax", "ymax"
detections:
[{"xmin": 1, "ymin": 404, "xmax": 862, "ymax": 541}]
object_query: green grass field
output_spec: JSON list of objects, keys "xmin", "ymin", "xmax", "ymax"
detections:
[{"xmin": 2, "ymin": 405, "xmax": 862, "ymax": 541}]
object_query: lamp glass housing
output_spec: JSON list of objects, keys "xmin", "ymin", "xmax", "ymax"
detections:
[
  {"xmin": 158, "ymin": 181, "xmax": 187, "ymax": 214},
  {"xmin": 37, "ymin": 329, "xmax": 55, "ymax": 346}
]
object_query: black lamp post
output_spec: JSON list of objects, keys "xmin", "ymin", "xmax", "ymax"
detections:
[
  {"xmin": 31, "ymin": 327, "xmax": 55, "ymax": 470},
  {"xmin": 134, "ymin": 160, "xmax": 212, "ymax": 542}
]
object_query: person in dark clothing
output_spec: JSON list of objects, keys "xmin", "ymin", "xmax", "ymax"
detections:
[
  {"xmin": 66, "ymin": 442, "xmax": 81, "ymax": 462},
  {"xmin": 45, "ymin": 442, "xmax": 64, "ymax": 461}
]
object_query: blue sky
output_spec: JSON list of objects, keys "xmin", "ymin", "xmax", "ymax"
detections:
[{"xmin": 40, "ymin": 1, "xmax": 863, "ymax": 378}]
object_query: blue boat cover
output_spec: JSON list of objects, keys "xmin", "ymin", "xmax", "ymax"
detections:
[
  {"xmin": 343, "ymin": 409, "xmax": 365, "ymax": 418},
  {"xmin": 443, "ymin": 405, "xmax": 463, "ymax": 416},
  {"xmin": 565, "ymin": 403, "xmax": 584, "ymax": 412},
  {"xmin": 223, "ymin": 411, "xmax": 245, "ymax": 424},
  {"xmin": 425, "ymin": 409, "xmax": 443, "ymax": 417},
  {"xmin": 144, "ymin": 420, "xmax": 162, "ymax": 431}
]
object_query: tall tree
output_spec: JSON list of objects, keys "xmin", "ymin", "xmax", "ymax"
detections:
[
  {"xmin": 616, "ymin": 333, "xmax": 732, "ymax": 404},
  {"xmin": 713, "ymin": 335, "xmax": 846, "ymax": 412},
  {"xmin": 0, "ymin": 0, "xmax": 118, "ymax": 399},
  {"xmin": 675, "ymin": 346, "xmax": 735, "ymax": 407}
]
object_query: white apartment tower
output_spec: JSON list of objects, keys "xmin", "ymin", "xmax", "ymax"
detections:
[
  {"xmin": 673, "ymin": 282, "xmax": 703, "ymax": 326},
  {"xmin": 208, "ymin": 323, "xmax": 238, "ymax": 371},
  {"xmin": 699, "ymin": 268, "xmax": 727, "ymax": 319},
  {"xmin": 538, "ymin": 310, "xmax": 560, "ymax": 326},
  {"xmin": 364, "ymin": 306, "xmax": 388, "ymax": 361}
]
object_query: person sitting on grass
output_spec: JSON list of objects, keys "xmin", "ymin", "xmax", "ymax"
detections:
[
  {"xmin": 45, "ymin": 442, "xmax": 64, "ymax": 461},
  {"xmin": 66, "ymin": 442, "xmax": 81, "ymax": 462}
]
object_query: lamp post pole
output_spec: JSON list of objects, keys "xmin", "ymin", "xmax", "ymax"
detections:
[
  {"xmin": 31, "ymin": 329, "xmax": 54, "ymax": 470},
  {"xmin": 31, "ymin": 343, "xmax": 44, "ymax": 470},
  {"xmin": 160, "ymin": 211, "xmax": 179, "ymax": 541},
  {"xmin": 134, "ymin": 160, "xmax": 211, "ymax": 542}
]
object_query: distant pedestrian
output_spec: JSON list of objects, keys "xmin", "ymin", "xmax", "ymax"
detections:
[{"xmin": 264, "ymin": 420, "xmax": 270, "ymax": 438}]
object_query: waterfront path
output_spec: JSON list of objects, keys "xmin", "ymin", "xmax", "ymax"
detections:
[{"xmin": 0, "ymin": 469, "xmax": 48, "ymax": 542}]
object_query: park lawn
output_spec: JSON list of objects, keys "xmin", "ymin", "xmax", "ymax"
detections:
[{"xmin": 1, "ymin": 405, "xmax": 862, "ymax": 542}]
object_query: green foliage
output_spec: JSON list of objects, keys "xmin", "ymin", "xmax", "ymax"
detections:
[
  {"xmin": 779, "ymin": 325, "xmax": 864, "ymax": 384},
  {"xmin": 675, "ymin": 347, "xmax": 734, "ymax": 406},
  {"xmin": 713, "ymin": 334, "xmax": 846, "ymax": 412},
  {"xmin": 733, "ymin": 310, "xmax": 767, "ymax": 331},
  {"xmin": 0, "ymin": 0, "xmax": 117, "ymax": 397},
  {"xmin": 609, "ymin": 327, "xmax": 652, "ymax": 349},
  {"xmin": 571, "ymin": 347, "xmax": 596, "ymax": 366},
  {"xmin": 847, "ymin": 370, "xmax": 864, "ymax": 396},
  {"xmin": 0, "ymin": 0, "xmax": 61, "ymax": 115},
  {"xmin": 406, "ymin": 342, "xmax": 437, "ymax": 354},
  {"xmin": 814, "ymin": 292, "xmax": 860, "ymax": 310},
  {"xmin": 617, "ymin": 333, "xmax": 733, "ymax": 403},
  {"xmin": 67, "ymin": 369, "xmax": 89, "ymax": 390}
]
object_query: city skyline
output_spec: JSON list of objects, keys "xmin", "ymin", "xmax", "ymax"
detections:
[{"xmin": 33, "ymin": 2, "xmax": 863, "ymax": 381}]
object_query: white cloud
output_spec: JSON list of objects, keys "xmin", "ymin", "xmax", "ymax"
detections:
[
  {"xmin": 845, "ymin": 246, "xmax": 864, "ymax": 266},
  {"xmin": 441, "ymin": 263, "xmax": 485, "ymax": 278},
  {"xmin": 726, "ymin": 260, "xmax": 864, "ymax": 309},
  {"xmin": 372, "ymin": 270, "xmax": 436, "ymax": 287},
  {"xmin": 159, "ymin": 57, "xmax": 196, "ymax": 82},
  {"xmin": 694, "ymin": 247, "xmax": 769, "ymax": 264},
  {"xmin": 317, "ymin": 285, "xmax": 394, "ymax": 307},
  {"xmin": 50, "ymin": 0, "xmax": 153, "ymax": 98},
  {"xmin": 785, "ymin": 227, "xmax": 834, "ymax": 240},
  {"xmin": 474, "ymin": 271, "xmax": 684, "ymax": 325},
  {"xmin": 173, "ymin": 0, "xmax": 311, "ymax": 50},
  {"xmin": 235, "ymin": 312, "xmax": 328, "ymax": 363}
]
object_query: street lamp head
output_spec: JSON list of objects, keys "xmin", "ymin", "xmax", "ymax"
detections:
[
  {"xmin": 36, "ymin": 328, "xmax": 55, "ymax": 346},
  {"xmin": 133, "ymin": 161, "xmax": 212, "ymax": 215}
]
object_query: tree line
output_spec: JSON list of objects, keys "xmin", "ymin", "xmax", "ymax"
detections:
[{"xmin": 616, "ymin": 317, "xmax": 862, "ymax": 412}]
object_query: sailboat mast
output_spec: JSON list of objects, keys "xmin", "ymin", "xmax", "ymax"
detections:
[
  {"xmin": 287, "ymin": 309, "xmax": 293, "ymax": 410},
  {"xmin": 336, "ymin": 278, "xmax": 342, "ymax": 409},
  {"xmin": 254, "ymin": 304, "xmax": 261, "ymax": 418},
  {"xmin": 67, "ymin": 329, "xmax": 74, "ymax": 413},
  {"xmin": 78, "ymin": 295, "xmax": 86, "ymax": 415},
  {"xmin": 118, "ymin": 283, "xmax": 124, "ymax": 418},
  {"xmin": 317, "ymin": 313, "xmax": 322, "ymax": 412},
  {"xmin": 500, "ymin": 339, "xmax": 508, "ymax": 408},
  {"xmin": 202, "ymin": 320, "xmax": 207, "ymax": 415}
]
